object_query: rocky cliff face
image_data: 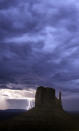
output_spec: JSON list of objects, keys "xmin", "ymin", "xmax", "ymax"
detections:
[{"xmin": 35, "ymin": 86, "xmax": 62, "ymax": 110}]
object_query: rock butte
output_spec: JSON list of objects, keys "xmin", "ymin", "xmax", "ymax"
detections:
[
  {"xmin": 35, "ymin": 86, "xmax": 62, "ymax": 110},
  {"xmin": 0, "ymin": 86, "xmax": 77, "ymax": 130}
]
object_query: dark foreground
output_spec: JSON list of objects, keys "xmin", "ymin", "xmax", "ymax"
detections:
[
  {"xmin": 0, "ymin": 109, "xmax": 26, "ymax": 121},
  {"xmin": 0, "ymin": 108, "xmax": 79, "ymax": 131}
]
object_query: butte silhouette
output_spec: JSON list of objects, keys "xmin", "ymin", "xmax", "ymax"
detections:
[{"xmin": 0, "ymin": 86, "xmax": 75, "ymax": 130}]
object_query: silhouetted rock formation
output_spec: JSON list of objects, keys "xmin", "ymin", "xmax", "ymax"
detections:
[
  {"xmin": 0, "ymin": 86, "xmax": 78, "ymax": 130},
  {"xmin": 35, "ymin": 86, "xmax": 62, "ymax": 110}
]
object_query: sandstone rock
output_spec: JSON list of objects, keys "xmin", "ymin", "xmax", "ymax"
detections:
[{"xmin": 35, "ymin": 86, "xmax": 62, "ymax": 110}]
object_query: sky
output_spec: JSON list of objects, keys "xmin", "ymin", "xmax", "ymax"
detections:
[{"xmin": 0, "ymin": 0, "xmax": 79, "ymax": 111}]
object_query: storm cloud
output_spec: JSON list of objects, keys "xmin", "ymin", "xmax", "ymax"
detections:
[{"xmin": 0, "ymin": 0, "xmax": 79, "ymax": 92}]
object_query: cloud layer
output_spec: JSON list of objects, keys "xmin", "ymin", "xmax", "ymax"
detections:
[{"xmin": 0, "ymin": 0, "xmax": 79, "ymax": 92}]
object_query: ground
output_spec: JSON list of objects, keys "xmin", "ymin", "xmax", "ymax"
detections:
[{"xmin": 0, "ymin": 108, "xmax": 79, "ymax": 131}]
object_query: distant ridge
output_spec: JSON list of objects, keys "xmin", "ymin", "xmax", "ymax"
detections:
[
  {"xmin": 0, "ymin": 109, "xmax": 26, "ymax": 121},
  {"xmin": 0, "ymin": 109, "xmax": 26, "ymax": 112}
]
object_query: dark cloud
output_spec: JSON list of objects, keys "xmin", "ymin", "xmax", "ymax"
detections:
[
  {"xmin": 0, "ymin": 0, "xmax": 79, "ymax": 93},
  {"xmin": 63, "ymin": 98, "xmax": 79, "ymax": 111}
]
